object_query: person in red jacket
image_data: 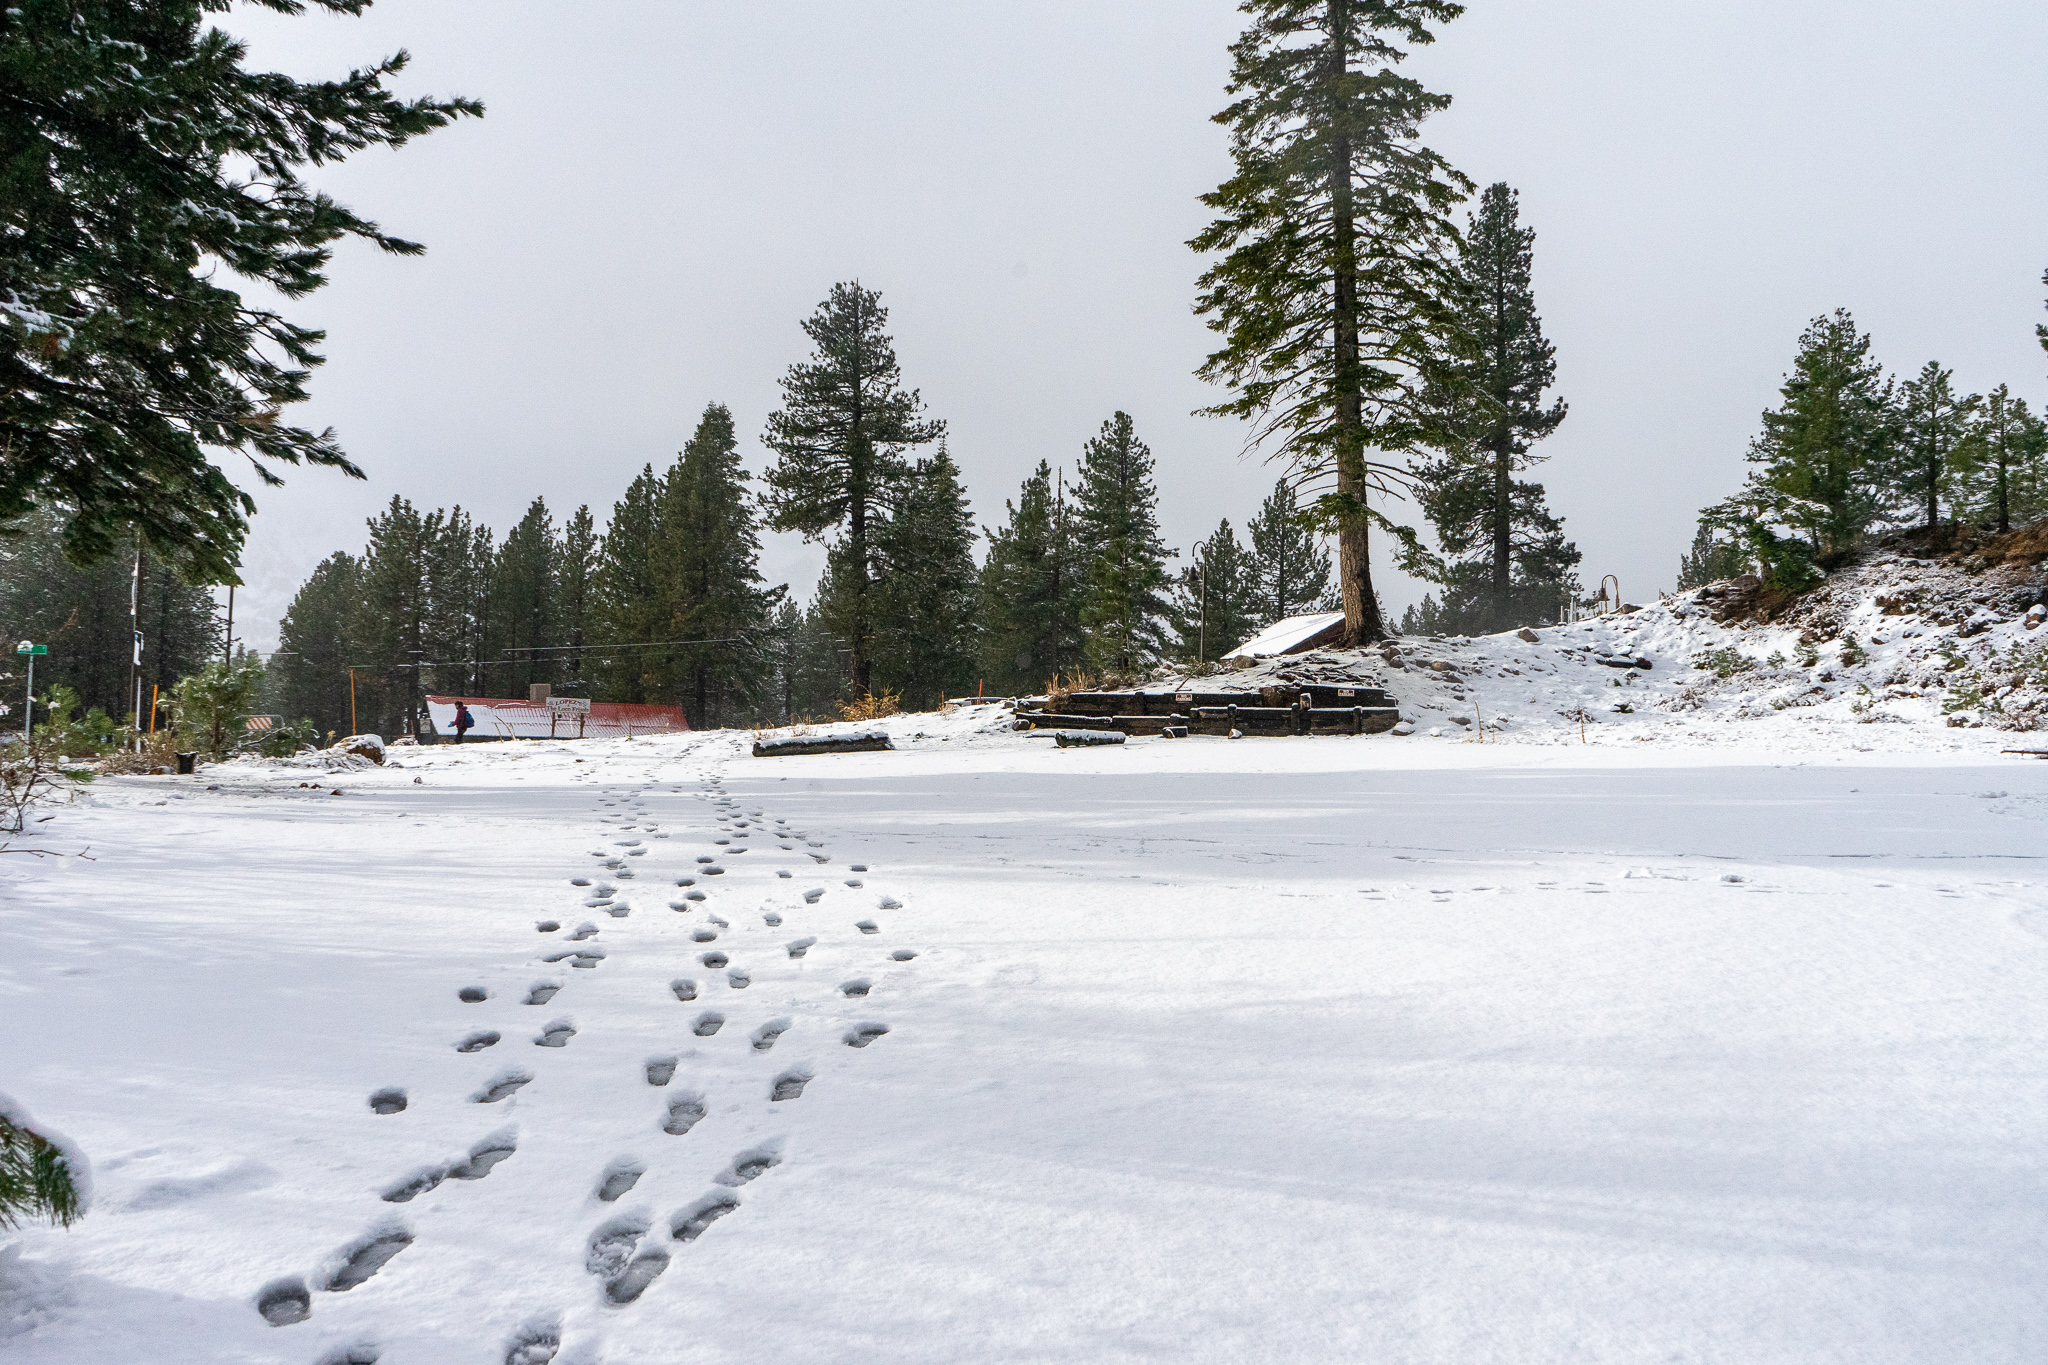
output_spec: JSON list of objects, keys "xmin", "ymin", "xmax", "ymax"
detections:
[{"xmin": 453, "ymin": 701, "xmax": 475, "ymax": 743}]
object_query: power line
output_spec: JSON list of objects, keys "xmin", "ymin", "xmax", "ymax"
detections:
[{"xmin": 343, "ymin": 637, "xmax": 743, "ymax": 670}]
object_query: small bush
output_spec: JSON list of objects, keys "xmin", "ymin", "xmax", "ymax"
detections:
[
  {"xmin": 1691, "ymin": 647, "xmax": 1756, "ymax": 680},
  {"xmin": 0, "ymin": 1112, "xmax": 86, "ymax": 1229},
  {"xmin": 837, "ymin": 691, "xmax": 901, "ymax": 722}
]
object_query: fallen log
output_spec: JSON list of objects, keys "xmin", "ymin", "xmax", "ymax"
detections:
[
  {"xmin": 1053, "ymin": 729, "xmax": 1126, "ymax": 748},
  {"xmin": 752, "ymin": 731, "xmax": 894, "ymax": 758}
]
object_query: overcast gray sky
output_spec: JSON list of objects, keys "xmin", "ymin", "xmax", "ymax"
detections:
[{"xmin": 221, "ymin": 0, "xmax": 2048, "ymax": 652}]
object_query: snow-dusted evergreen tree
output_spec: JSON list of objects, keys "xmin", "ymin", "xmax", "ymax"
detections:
[
  {"xmin": 1962, "ymin": 385, "xmax": 2048, "ymax": 534},
  {"xmin": 1403, "ymin": 182, "xmax": 1579, "ymax": 634},
  {"xmin": 1245, "ymin": 478, "xmax": 1332, "ymax": 626},
  {"xmin": 0, "ymin": 2, "xmax": 478, "ymax": 583},
  {"xmin": 979, "ymin": 461, "xmax": 1086, "ymax": 694},
  {"xmin": 351, "ymin": 497, "xmax": 434, "ymax": 735},
  {"xmin": 556, "ymin": 506, "xmax": 599, "ymax": 696},
  {"xmin": 272, "ymin": 551, "xmax": 362, "ymax": 737},
  {"xmin": 490, "ymin": 498, "xmax": 558, "ymax": 699},
  {"xmin": 1192, "ymin": 0, "xmax": 1471, "ymax": 645},
  {"xmin": 1074, "ymin": 412, "xmax": 1170, "ymax": 675},
  {"xmin": 762, "ymin": 283, "xmax": 944, "ymax": 695},
  {"xmin": 423, "ymin": 507, "xmax": 492, "ymax": 696},
  {"xmin": 593, "ymin": 468, "xmax": 665, "ymax": 702},
  {"xmin": 654, "ymin": 404, "xmax": 779, "ymax": 728},
  {"xmin": 1892, "ymin": 361, "xmax": 1980, "ymax": 531},
  {"xmin": 871, "ymin": 448, "xmax": 979, "ymax": 708},
  {"xmin": 766, "ymin": 597, "xmax": 844, "ymax": 722},
  {"xmin": 1171, "ymin": 519, "xmax": 1260, "ymax": 665},
  {"xmin": 1704, "ymin": 311, "xmax": 1896, "ymax": 590},
  {"xmin": 0, "ymin": 1109, "xmax": 85, "ymax": 1230},
  {"xmin": 1674, "ymin": 520, "xmax": 1750, "ymax": 590}
]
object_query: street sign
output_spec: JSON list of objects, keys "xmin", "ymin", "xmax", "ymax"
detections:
[{"xmin": 16, "ymin": 642, "xmax": 46, "ymax": 655}]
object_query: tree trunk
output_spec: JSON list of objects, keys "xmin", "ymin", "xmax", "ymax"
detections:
[{"xmin": 1325, "ymin": 0, "xmax": 1386, "ymax": 647}]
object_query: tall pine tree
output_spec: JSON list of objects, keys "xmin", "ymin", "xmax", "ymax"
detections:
[
  {"xmin": 1171, "ymin": 519, "xmax": 1260, "ymax": 665},
  {"xmin": 870, "ymin": 447, "xmax": 979, "ymax": 708},
  {"xmin": 272, "ymin": 551, "xmax": 361, "ymax": 738},
  {"xmin": 1705, "ymin": 311, "xmax": 1896, "ymax": 589},
  {"xmin": 761, "ymin": 283, "xmax": 943, "ymax": 695},
  {"xmin": 655, "ymin": 404, "xmax": 779, "ymax": 728},
  {"xmin": 1893, "ymin": 361, "xmax": 1980, "ymax": 531},
  {"xmin": 593, "ymin": 467, "xmax": 665, "ymax": 702},
  {"xmin": 1964, "ymin": 385, "xmax": 2048, "ymax": 534},
  {"xmin": 351, "ymin": 497, "xmax": 432, "ymax": 735},
  {"xmin": 1245, "ymin": 477, "xmax": 1333, "ymax": 625},
  {"xmin": 424, "ymin": 507, "xmax": 492, "ymax": 697},
  {"xmin": 1074, "ymin": 412, "xmax": 1170, "ymax": 675},
  {"xmin": 1404, "ymin": 182, "xmax": 1577, "ymax": 633},
  {"xmin": 2, "ymin": 1, "xmax": 477, "ymax": 581},
  {"xmin": 490, "ymin": 498, "xmax": 557, "ymax": 698},
  {"xmin": 1192, "ymin": 0, "xmax": 1471, "ymax": 645},
  {"xmin": 979, "ymin": 461, "xmax": 1086, "ymax": 694},
  {"xmin": 556, "ymin": 505, "xmax": 598, "ymax": 696}
]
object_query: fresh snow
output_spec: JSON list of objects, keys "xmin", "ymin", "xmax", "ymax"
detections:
[{"xmin": 4, "ymin": 619, "xmax": 2048, "ymax": 1361}]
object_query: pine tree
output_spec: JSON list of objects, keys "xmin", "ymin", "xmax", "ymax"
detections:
[
  {"xmin": 1245, "ymin": 477, "xmax": 1333, "ymax": 626},
  {"xmin": 0, "ymin": 2, "xmax": 479, "ymax": 582},
  {"xmin": 556, "ymin": 506, "xmax": 598, "ymax": 697},
  {"xmin": 490, "ymin": 499, "xmax": 558, "ymax": 699},
  {"xmin": 423, "ymin": 507, "xmax": 492, "ymax": 698},
  {"xmin": 1074, "ymin": 412, "xmax": 1171, "ymax": 675},
  {"xmin": 1171, "ymin": 519, "xmax": 1260, "ymax": 664},
  {"xmin": 351, "ymin": 497, "xmax": 432, "ymax": 736},
  {"xmin": 979, "ymin": 460, "xmax": 1086, "ymax": 694},
  {"xmin": 871, "ymin": 448, "xmax": 979, "ymax": 708},
  {"xmin": 1964, "ymin": 385, "xmax": 2048, "ymax": 534},
  {"xmin": 761, "ymin": 283, "xmax": 944, "ymax": 695},
  {"xmin": 593, "ymin": 467, "xmax": 665, "ymax": 703},
  {"xmin": 1674, "ymin": 520, "xmax": 1749, "ymax": 590},
  {"xmin": 1404, "ymin": 183, "xmax": 1576, "ymax": 633},
  {"xmin": 1192, "ymin": 0, "xmax": 1471, "ymax": 646},
  {"xmin": 1705, "ymin": 311, "xmax": 1895, "ymax": 589},
  {"xmin": 1893, "ymin": 361, "xmax": 1980, "ymax": 531},
  {"xmin": 655, "ymin": 404, "xmax": 779, "ymax": 728},
  {"xmin": 272, "ymin": 551, "xmax": 361, "ymax": 738}
]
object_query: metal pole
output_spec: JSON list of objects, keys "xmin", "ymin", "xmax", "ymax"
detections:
[
  {"xmin": 349, "ymin": 669, "xmax": 358, "ymax": 735},
  {"xmin": 130, "ymin": 544, "xmax": 142, "ymax": 744},
  {"xmin": 23, "ymin": 651, "xmax": 31, "ymax": 741},
  {"xmin": 223, "ymin": 585, "xmax": 234, "ymax": 666}
]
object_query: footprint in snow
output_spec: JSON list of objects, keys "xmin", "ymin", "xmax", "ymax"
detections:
[
  {"xmin": 456, "ymin": 1030, "xmax": 501, "ymax": 1053},
  {"xmin": 715, "ymin": 1145, "xmax": 781, "ymax": 1186},
  {"xmin": 855, "ymin": 920, "xmax": 879, "ymax": 935},
  {"xmin": 595, "ymin": 1158, "xmax": 646, "ymax": 1203},
  {"xmin": 472, "ymin": 1070, "xmax": 532, "ymax": 1104},
  {"xmin": 840, "ymin": 979, "xmax": 871, "ymax": 997},
  {"xmin": 381, "ymin": 1165, "xmax": 446, "ymax": 1203},
  {"xmin": 316, "ymin": 1344, "xmax": 380, "ymax": 1365},
  {"xmin": 255, "ymin": 1276, "xmax": 312, "ymax": 1326},
  {"xmin": 537, "ymin": 921, "xmax": 561, "ymax": 933},
  {"xmin": 770, "ymin": 1070, "xmax": 812, "ymax": 1102},
  {"xmin": 776, "ymin": 870, "xmax": 792, "ymax": 879},
  {"xmin": 785, "ymin": 936, "xmax": 817, "ymax": 959},
  {"xmin": 670, "ymin": 1191, "xmax": 739, "ymax": 1243},
  {"xmin": 567, "ymin": 923, "xmax": 599, "ymax": 941},
  {"xmin": 324, "ymin": 1225, "xmax": 414, "ymax": 1292},
  {"xmin": 691, "ymin": 928, "xmax": 718, "ymax": 943},
  {"xmin": 669, "ymin": 978, "xmax": 697, "ymax": 1002},
  {"xmin": 877, "ymin": 896, "xmax": 900, "ymax": 910},
  {"xmin": 503, "ymin": 1323, "xmax": 562, "ymax": 1365},
  {"xmin": 525, "ymin": 982, "xmax": 562, "ymax": 1006},
  {"xmin": 692, "ymin": 1012, "xmax": 725, "ymax": 1036},
  {"xmin": 890, "ymin": 949, "xmax": 918, "ymax": 961},
  {"xmin": 703, "ymin": 866, "xmax": 725, "ymax": 876},
  {"xmin": 646, "ymin": 1056, "xmax": 678, "ymax": 1086},
  {"xmin": 663, "ymin": 1093, "xmax": 708, "ymax": 1135},
  {"xmin": 700, "ymin": 951, "xmax": 728, "ymax": 969},
  {"xmin": 534, "ymin": 1019, "xmax": 576, "ymax": 1048},
  {"xmin": 684, "ymin": 890, "xmax": 706, "ymax": 902},
  {"xmin": 844, "ymin": 879, "xmax": 864, "ymax": 888},
  {"xmin": 458, "ymin": 987, "xmax": 488, "ymax": 1003},
  {"xmin": 850, "ymin": 864, "xmax": 868, "ymax": 872},
  {"xmin": 586, "ymin": 1213, "xmax": 669, "ymax": 1304},
  {"xmin": 368, "ymin": 1088, "xmax": 407, "ymax": 1115},
  {"xmin": 605, "ymin": 904, "xmax": 631, "ymax": 918},
  {"xmin": 751, "ymin": 1019, "xmax": 790, "ymax": 1052},
  {"xmin": 448, "ymin": 1134, "xmax": 518, "ymax": 1180},
  {"xmin": 762, "ymin": 911, "xmax": 783, "ymax": 926},
  {"xmin": 727, "ymin": 968, "xmax": 752, "ymax": 989},
  {"xmin": 844, "ymin": 1023, "xmax": 890, "ymax": 1048},
  {"xmin": 803, "ymin": 888, "xmax": 824, "ymax": 904}
]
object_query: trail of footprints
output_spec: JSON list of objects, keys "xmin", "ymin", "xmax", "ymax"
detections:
[{"xmin": 260, "ymin": 764, "xmax": 918, "ymax": 1357}]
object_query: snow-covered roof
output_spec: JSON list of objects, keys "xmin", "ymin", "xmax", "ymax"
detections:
[{"xmin": 1222, "ymin": 611, "xmax": 1346, "ymax": 662}]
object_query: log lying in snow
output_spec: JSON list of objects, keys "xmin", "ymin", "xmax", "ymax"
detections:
[
  {"xmin": 1016, "ymin": 711, "xmax": 1186, "ymax": 736},
  {"xmin": 1188, "ymin": 704, "xmax": 1401, "ymax": 737},
  {"xmin": 752, "ymin": 731, "xmax": 894, "ymax": 758},
  {"xmin": 1052, "ymin": 729, "xmax": 1126, "ymax": 748},
  {"xmin": 1045, "ymin": 684, "xmax": 1395, "ymax": 717}
]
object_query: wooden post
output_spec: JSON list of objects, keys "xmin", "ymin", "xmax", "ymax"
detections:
[{"xmin": 349, "ymin": 669, "xmax": 358, "ymax": 735}]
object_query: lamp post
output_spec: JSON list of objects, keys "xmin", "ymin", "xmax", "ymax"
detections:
[{"xmin": 16, "ymin": 641, "xmax": 47, "ymax": 740}]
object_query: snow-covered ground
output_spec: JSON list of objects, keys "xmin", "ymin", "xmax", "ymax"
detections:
[{"xmin": 5, "ymin": 704, "xmax": 2048, "ymax": 1363}]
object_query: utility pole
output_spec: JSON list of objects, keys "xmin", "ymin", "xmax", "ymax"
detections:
[
  {"xmin": 223, "ymin": 584, "xmax": 235, "ymax": 666},
  {"xmin": 130, "ymin": 544, "xmax": 143, "ymax": 748}
]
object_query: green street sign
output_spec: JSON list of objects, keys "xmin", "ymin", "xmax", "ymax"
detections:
[{"xmin": 15, "ymin": 643, "xmax": 46, "ymax": 655}]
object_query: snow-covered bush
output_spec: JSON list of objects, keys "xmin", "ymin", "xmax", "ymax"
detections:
[{"xmin": 0, "ymin": 1098, "xmax": 88, "ymax": 1229}]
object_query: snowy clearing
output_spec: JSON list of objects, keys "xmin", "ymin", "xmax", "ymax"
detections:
[{"xmin": 4, "ymin": 706, "xmax": 2048, "ymax": 1363}]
